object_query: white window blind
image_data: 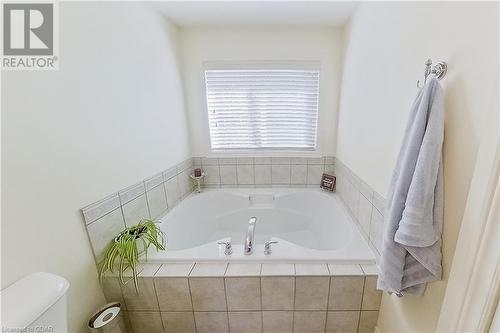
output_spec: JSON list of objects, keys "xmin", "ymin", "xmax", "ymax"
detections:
[{"xmin": 205, "ymin": 68, "xmax": 320, "ymax": 150}]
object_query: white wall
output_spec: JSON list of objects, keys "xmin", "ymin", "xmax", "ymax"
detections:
[
  {"xmin": 1, "ymin": 3, "xmax": 190, "ymax": 332},
  {"xmin": 179, "ymin": 27, "xmax": 343, "ymax": 157},
  {"xmin": 337, "ymin": 2, "xmax": 499, "ymax": 332}
]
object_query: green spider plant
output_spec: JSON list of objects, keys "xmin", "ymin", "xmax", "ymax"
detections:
[{"xmin": 99, "ymin": 219, "xmax": 166, "ymax": 293}]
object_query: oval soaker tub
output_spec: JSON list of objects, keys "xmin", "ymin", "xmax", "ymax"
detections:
[{"xmin": 147, "ymin": 188, "xmax": 375, "ymax": 263}]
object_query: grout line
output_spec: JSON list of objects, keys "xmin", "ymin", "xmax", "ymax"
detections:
[
  {"xmin": 235, "ymin": 163, "xmax": 240, "ymax": 186},
  {"xmin": 125, "ymin": 309, "xmax": 364, "ymax": 313},
  {"xmin": 175, "ymin": 175, "xmax": 181, "ymax": 205},
  {"xmin": 325, "ymin": 276, "xmax": 333, "ymax": 333},
  {"xmin": 260, "ymin": 272, "xmax": 264, "ymax": 332},
  {"xmin": 216, "ymin": 161, "xmax": 221, "ymax": 187},
  {"xmin": 187, "ymin": 276, "xmax": 198, "ymax": 333},
  {"xmin": 85, "ymin": 206, "xmax": 123, "ymax": 227},
  {"xmin": 118, "ymin": 184, "xmax": 146, "ymax": 206},
  {"xmin": 269, "ymin": 164, "xmax": 273, "ymax": 185},
  {"xmin": 360, "ymin": 275, "xmax": 367, "ymax": 311},
  {"xmin": 187, "ymin": 263, "xmax": 196, "ymax": 277},
  {"xmin": 150, "ymin": 276, "xmax": 164, "ymax": 332},
  {"xmin": 150, "ymin": 264, "xmax": 162, "ymax": 277},
  {"xmin": 367, "ymin": 200, "xmax": 374, "ymax": 243},
  {"xmin": 116, "ymin": 277, "xmax": 129, "ymax": 315},
  {"xmin": 292, "ymin": 275, "xmax": 297, "ymax": 333},
  {"xmin": 81, "ymin": 192, "xmax": 120, "ymax": 220},
  {"xmin": 251, "ymin": 158, "xmax": 256, "ymax": 186},
  {"xmin": 357, "ymin": 276, "xmax": 367, "ymax": 333},
  {"xmin": 223, "ymin": 275, "xmax": 230, "ymax": 332},
  {"xmin": 162, "ymin": 180, "xmax": 170, "ymax": 212},
  {"xmin": 326, "ymin": 264, "xmax": 332, "ymax": 275},
  {"xmin": 306, "ymin": 163, "xmax": 310, "ymax": 186},
  {"xmin": 143, "ymin": 183, "xmax": 152, "ymax": 219},
  {"xmin": 118, "ymin": 200, "xmax": 127, "ymax": 229}
]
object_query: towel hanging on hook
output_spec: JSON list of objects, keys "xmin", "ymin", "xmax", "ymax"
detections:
[{"xmin": 417, "ymin": 59, "xmax": 448, "ymax": 88}]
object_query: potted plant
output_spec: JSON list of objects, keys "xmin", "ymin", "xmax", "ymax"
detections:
[{"xmin": 99, "ymin": 219, "xmax": 166, "ymax": 292}]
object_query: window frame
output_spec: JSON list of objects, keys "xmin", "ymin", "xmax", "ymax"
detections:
[{"xmin": 203, "ymin": 61, "xmax": 322, "ymax": 155}]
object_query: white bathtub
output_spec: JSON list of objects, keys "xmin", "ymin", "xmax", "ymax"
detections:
[{"xmin": 147, "ymin": 188, "xmax": 375, "ymax": 263}]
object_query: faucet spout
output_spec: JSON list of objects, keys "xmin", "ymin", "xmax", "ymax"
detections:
[{"xmin": 244, "ymin": 217, "xmax": 257, "ymax": 255}]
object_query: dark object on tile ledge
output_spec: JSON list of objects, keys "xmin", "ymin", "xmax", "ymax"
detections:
[
  {"xmin": 194, "ymin": 168, "xmax": 203, "ymax": 177},
  {"xmin": 320, "ymin": 173, "xmax": 336, "ymax": 191}
]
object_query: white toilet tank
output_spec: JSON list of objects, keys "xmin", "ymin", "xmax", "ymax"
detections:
[{"xmin": 1, "ymin": 272, "xmax": 70, "ymax": 333}]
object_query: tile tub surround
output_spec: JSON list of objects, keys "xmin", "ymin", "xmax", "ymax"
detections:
[
  {"xmin": 334, "ymin": 160, "xmax": 386, "ymax": 261},
  {"xmin": 81, "ymin": 156, "xmax": 336, "ymax": 265},
  {"xmin": 81, "ymin": 158, "xmax": 195, "ymax": 263},
  {"xmin": 102, "ymin": 263, "xmax": 381, "ymax": 333},
  {"xmin": 193, "ymin": 156, "xmax": 335, "ymax": 187}
]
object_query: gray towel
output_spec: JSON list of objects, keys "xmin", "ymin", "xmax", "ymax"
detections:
[{"xmin": 377, "ymin": 76, "xmax": 444, "ymax": 296}]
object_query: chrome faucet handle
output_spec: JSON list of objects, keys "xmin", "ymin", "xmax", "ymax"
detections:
[
  {"xmin": 264, "ymin": 240, "xmax": 279, "ymax": 255},
  {"xmin": 244, "ymin": 217, "xmax": 257, "ymax": 255},
  {"xmin": 217, "ymin": 241, "xmax": 232, "ymax": 255}
]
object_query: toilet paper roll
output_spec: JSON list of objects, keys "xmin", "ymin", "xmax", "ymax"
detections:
[
  {"xmin": 93, "ymin": 306, "xmax": 120, "ymax": 328},
  {"xmin": 89, "ymin": 302, "xmax": 121, "ymax": 329}
]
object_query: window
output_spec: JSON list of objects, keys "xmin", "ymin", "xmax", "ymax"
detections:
[{"xmin": 205, "ymin": 68, "xmax": 320, "ymax": 151}]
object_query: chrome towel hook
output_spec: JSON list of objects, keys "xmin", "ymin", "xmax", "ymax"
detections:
[{"xmin": 417, "ymin": 58, "xmax": 447, "ymax": 88}]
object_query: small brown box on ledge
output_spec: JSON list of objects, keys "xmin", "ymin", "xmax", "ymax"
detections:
[{"xmin": 320, "ymin": 173, "xmax": 336, "ymax": 191}]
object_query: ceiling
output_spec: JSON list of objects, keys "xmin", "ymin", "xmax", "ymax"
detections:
[{"xmin": 149, "ymin": 1, "xmax": 359, "ymax": 28}]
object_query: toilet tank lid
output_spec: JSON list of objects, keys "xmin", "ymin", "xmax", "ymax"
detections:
[{"xmin": 1, "ymin": 272, "xmax": 70, "ymax": 329}]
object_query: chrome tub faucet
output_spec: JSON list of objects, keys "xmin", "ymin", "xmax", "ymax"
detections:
[
  {"xmin": 264, "ymin": 240, "xmax": 279, "ymax": 255},
  {"xmin": 218, "ymin": 240, "xmax": 232, "ymax": 255},
  {"xmin": 244, "ymin": 217, "xmax": 257, "ymax": 255}
]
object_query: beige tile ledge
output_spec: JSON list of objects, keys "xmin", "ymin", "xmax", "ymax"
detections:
[
  {"xmin": 295, "ymin": 263, "xmax": 329, "ymax": 276},
  {"xmin": 103, "ymin": 262, "xmax": 379, "ymax": 278},
  {"xmin": 328, "ymin": 264, "xmax": 364, "ymax": 276},
  {"xmin": 189, "ymin": 263, "xmax": 228, "ymax": 277},
  {"xmin": 361, "ymin": 264, "xmax": 379, "ymax": 276},
  {"xmin": 225, "ymin": 263, "xmax": 262, "ymax": 276},
  {"xmin": 260, "ymin": 263, "xmax": 295, "ymax": 276},
  {"xmin": 104, "ymin": 263, "xmax": 162, "ymax": 278},
  {"xmin": 155, "ymin": 263, "xmax": 194, "ymax": 277}
]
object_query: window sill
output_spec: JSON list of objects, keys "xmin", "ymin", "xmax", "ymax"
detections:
[{"xmin": 206, "ymin": 149, "xmax": 323, "ymax": 158}]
